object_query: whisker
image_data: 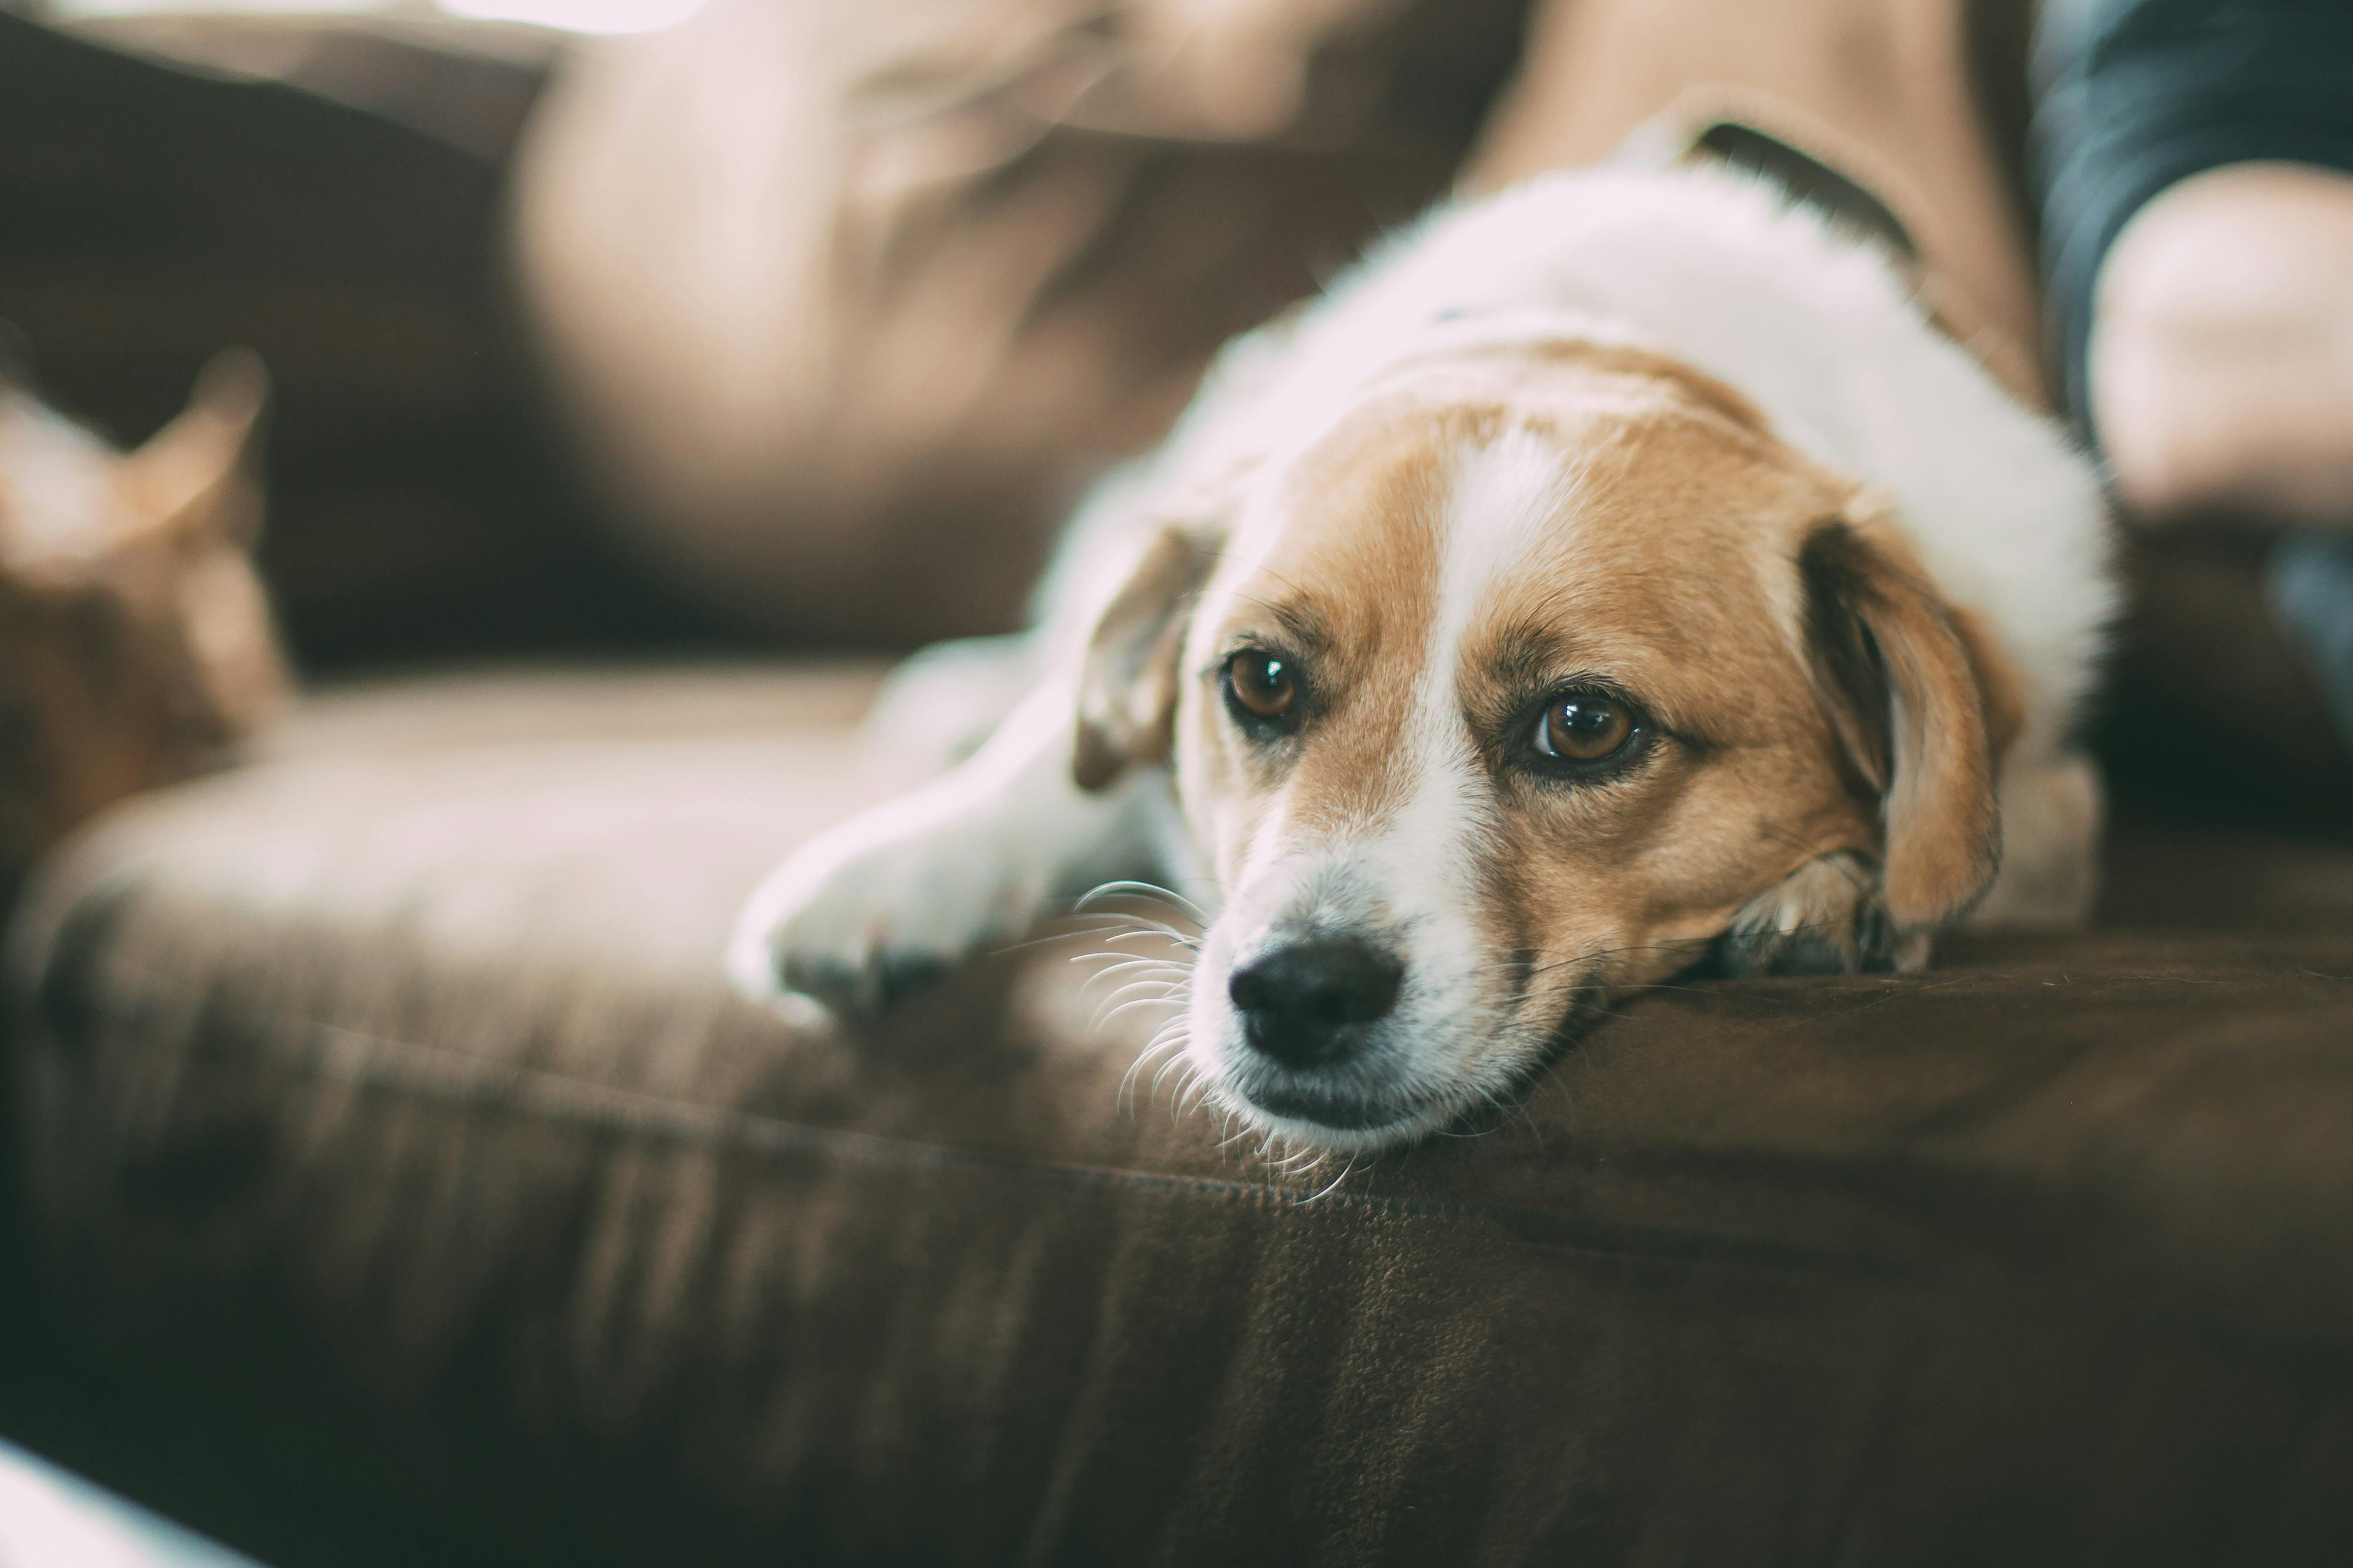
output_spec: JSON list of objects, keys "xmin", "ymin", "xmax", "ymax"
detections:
[
  {"xmin": 1090, "ymin": 920, "xmax": 1193, "ymax": 950},
  {"xmin": 1077, "ymin": 953, "xmax": 1191, "ymax": 986},
  {"xmin": 1099, "ymin": 991, "xmax": 1188, "ymax": 1029},
  {"xmin": 1151, "ymin": 1050, "xmax": 1194, "ymax": 1096},
  {"xmin": 1076, "ymin": 880, "xmax": 1211, "ymax": 925},
  {"xmin": 985, "ymin": 915, "xmax": 1165, "ymax": 959},
  {"xmin": 1091, "ymin": 981, "xmax": 1187, "ymax": 1033},
  {"xmin": 1176, "ymin": 1072, "xmax": 1216, "ymax": 1119},
  {"xmin": 1097, "ymin": 928, "xmax": 1202, "ymax": 952},
  {"xmin": 1080, "ymin": 970, "xmax": 1188, "ymax": 1016},
  {"xmin": 1302, "ymin": 1155, "xmax": 1357, "ymax": 1203},
  {"xmin": 1117, "ymin": 1037, "xmax": 1183, "ymax": 1114}
]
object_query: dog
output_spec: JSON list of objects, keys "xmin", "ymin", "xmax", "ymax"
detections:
[
  {"xmin": 1, "ymin": 351, "xmax": 284, "ymax": 896},
  {"xmin": 729, "ymin": 155, "xmax": 2114, "ymax": 1153}
]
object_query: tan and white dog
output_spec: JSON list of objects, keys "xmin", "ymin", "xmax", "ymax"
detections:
[{"xmin": 729, "ymin": 161, "xmax": 2114, "ymax": 1152}]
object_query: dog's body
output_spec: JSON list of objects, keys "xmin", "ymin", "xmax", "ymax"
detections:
[{"xmin": 731, "ymin": 164, "xmax": 2114, "ymax": 1152}]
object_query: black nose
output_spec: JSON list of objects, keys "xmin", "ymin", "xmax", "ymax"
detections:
[{"xmin": 1227, "ymin": 938, "xmax": 1402, "ymax": 1069}]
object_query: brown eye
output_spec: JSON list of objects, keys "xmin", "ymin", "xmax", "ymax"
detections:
[
  {"xmin": 1225, "ymin": 651, "xmax": 1297, "ymax": 721},
  {"xmin": 1535, "ymin": 694, "xmax": 1634, "ymax": 762}
]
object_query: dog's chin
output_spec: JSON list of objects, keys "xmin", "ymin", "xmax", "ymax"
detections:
[{"xmin": 1212, "ymin": 1070, "xmax": 1459, "ymax": 1155}]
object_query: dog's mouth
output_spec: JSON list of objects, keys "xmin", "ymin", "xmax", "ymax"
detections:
[
  {"xmin": 1218, "ymin": 982, "xmax": 1609, "ymax": 1147},
  {"xmin": 1233, "ymin": 1076, "xmax": 1431, "ymax": 1135}
]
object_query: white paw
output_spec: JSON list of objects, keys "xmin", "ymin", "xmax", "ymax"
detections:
[
  {"xmin": 726, "ymin": 803, "xmax": 1046, "ymax": 1019},
  {"xmin": 1967, "ymin": 750, "xmax": 2104, "ymax": 930},
  {"xmin": 1721, "ymin": 852, "xmax": 1928, "ymax": 975}
]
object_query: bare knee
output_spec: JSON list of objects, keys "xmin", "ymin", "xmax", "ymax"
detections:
[{"xmin": 2090, "ymin": 163, "xmax": 2353, "ymax": 528}]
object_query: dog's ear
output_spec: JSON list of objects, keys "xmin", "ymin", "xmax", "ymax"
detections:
[
  {"xmin": 1797, "ymin": 500, "xmax": 2005, "ymax": 935},
  {"xmin": 1072, "ymin": 522, "xmax": 1217, "ymax": 791},
  {"xmin": 116, "ymin": 350, "xmax": 268, "ymax": 550}
]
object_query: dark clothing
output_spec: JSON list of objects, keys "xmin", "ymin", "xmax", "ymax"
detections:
[
  {"xmin": 2037, "ymin": 0, "xmax": 2353, "ymax": 753},
  {"xmin": 2272, "ymin": 535, "xmax": 2353, "ymax": 752},
  {"xmin": 2033, "ymin": 0, "xmax": 2353, "ymax": 430}
]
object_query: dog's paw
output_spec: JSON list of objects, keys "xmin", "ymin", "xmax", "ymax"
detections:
[
  {"xmin": 1718, "ymin": 852, "xmax": 1928, "ymax": 976},
  {"xmin": 726, "ymin": 809, "xmax": 1046, "ymax": 1020}
]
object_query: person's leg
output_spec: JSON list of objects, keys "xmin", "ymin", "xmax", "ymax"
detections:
[
  {"xmin": 2036, "ymin": 0, "xmax": 2353, "ymax": 752},
  {"xmin": 2090, "ymin": 162, "xmax": 2353, "ymax": 528},
  {"xmin": 1461, "ymin": 0, "xmax": 2048, "ymax": 407},
  {"xmin": 2271, "ymin": 535, "xmax": 2353, "ymax": 752},
  {"xmin": 510, "ymin": 0, "xmax": 1527, "ymax": 647}
]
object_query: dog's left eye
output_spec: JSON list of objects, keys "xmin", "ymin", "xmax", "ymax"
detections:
[
  {"xmin": 1225, "ymin": 651, "xmax": 1298, "ymax": 722},
  {"xmin": 1531, "ymin": 693, "xmax": 1635, "ymax": 762}
]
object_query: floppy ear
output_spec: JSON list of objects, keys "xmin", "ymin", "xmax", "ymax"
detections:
[
  {"xmin": 115, "ymin": 349, "xmax": 268, "ymax": 549},
  {"xmin": 1797, "ymin": 501, "xmax": 2003, "ymax": 933},
  {"xmin": 1072, "ymin": 522, "xmax": 1217, "ymax": 791}
]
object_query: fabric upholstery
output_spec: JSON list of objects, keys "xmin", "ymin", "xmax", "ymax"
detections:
[{"xmin": 6, "ymin": 666, "xmax": 2353, "ymax": 1567}]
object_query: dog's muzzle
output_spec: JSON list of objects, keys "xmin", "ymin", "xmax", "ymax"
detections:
[{"xmin": 1216, "ymin": 930, "xmax": 1433, "ymax": 1134}]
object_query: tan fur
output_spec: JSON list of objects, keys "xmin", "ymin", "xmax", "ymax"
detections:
[
  {"xmin": 1, "ymin": 353, "xmax": 285, "ymax": 886},
  {"xmin": 1798, "ymin": 506, "xmax": 2002, "ymax": 930}
]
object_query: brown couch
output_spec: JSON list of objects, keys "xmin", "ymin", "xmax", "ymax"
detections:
[
  {"xmin": 5, "ymin": 664, "xmax": 2353, "ymax": 1567},
  {"xmin": 6, "ymin": 11, "xmax": 2353, "ymax": 1568}
]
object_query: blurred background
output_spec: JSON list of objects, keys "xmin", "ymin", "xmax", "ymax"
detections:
[{"xmin": 4, "ymin": 0, "xmax": 712, "ymax": 671}]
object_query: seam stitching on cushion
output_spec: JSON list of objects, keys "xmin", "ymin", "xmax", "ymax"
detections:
[
  {"xmin": 49, "ymin": 950, "xmax": 2353, "ymax": 1350},
  {"xmin": 69, "ymin": 955, "xmax": 1901, "ymax": 1275}
]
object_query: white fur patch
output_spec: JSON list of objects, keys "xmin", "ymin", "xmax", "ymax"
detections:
[{"xmin": 1374, "ymin": 431, "xmax": 1581, "ymax": 997}]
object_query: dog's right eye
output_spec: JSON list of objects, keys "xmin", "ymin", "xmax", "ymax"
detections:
[
  {"xmin": 1224, "ymin": 651, "xmax": 1298, "ymax": 724},
  {"xmin": 1535, "ymin": 693, "xmax": 1634, "ymax": 762}
]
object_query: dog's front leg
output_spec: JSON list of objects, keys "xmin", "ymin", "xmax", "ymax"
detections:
[{"xmin": 727, "ymin": 678, "xmax": 1172, "ymax": 1017}]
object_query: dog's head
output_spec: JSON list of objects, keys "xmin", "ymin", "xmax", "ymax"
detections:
[
  {"xmin": 1, "ymin": 352, "xmax": 285, "ymax": 886},
  {"xmin": 1073, "ymin": 338, "xmax": 2021, "ymax": 1149}
]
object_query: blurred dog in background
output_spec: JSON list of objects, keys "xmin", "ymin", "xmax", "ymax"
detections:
[{"xmin": 0, "ymin": 350, "xmax": 286, "ymax": 899}]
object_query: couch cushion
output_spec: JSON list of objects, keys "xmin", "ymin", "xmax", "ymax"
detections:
[{"xmin": 7, "ymin": 663, "xmax": 2353, "ymax": 1567}]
